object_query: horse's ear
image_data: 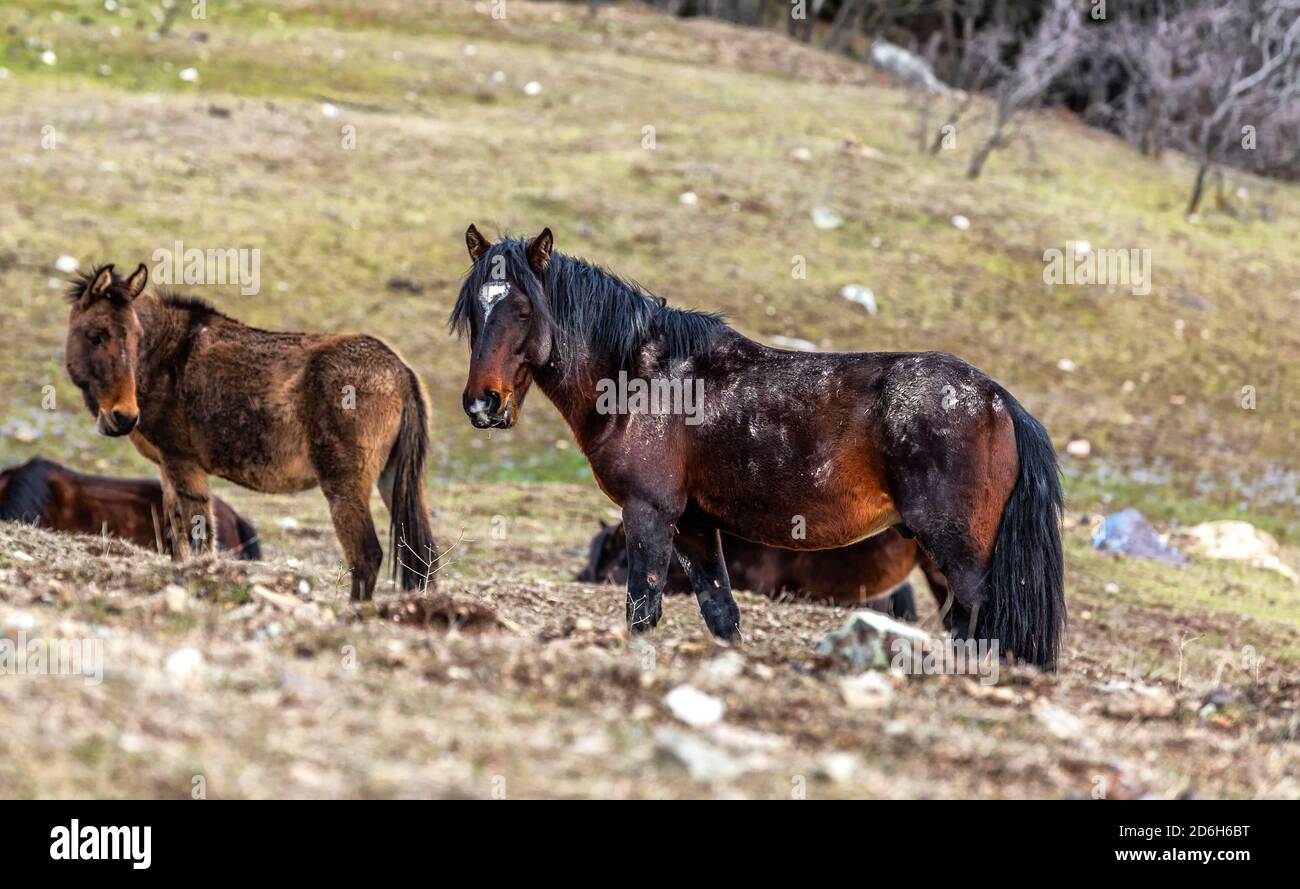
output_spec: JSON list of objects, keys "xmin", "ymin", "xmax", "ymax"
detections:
[
  {"xmin": 86, "ymin": 265, "xmax": 115, "ymax": 302},
  {"xmin": 526, "ymin": 227, "xmax": 553, "ymax": 278},
  {"xmin": 465, "ymin": 224, "xmax": 491, "ymax": 262},
  {"xmin": 123, "ymin": 263, "xmax": 148, "ymax": 301}
]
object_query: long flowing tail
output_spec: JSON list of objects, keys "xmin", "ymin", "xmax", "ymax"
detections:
[
  {"xmin": 982, "ymin": 394, "xmax": 1066, "ymax": 669},
  {"xmin": 388, "ymin": 369, "xmax": 438, "ymax": 591}
]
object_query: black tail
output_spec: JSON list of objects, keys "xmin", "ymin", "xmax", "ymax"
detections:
[
  {"xmin": 234, "ymin": 513, "xmax": 262, "ymax": 561},
  {"xmin": 388, "ymin": 370, "xmax": 438, "ymax": 591},
  {"xmin": 981, "ymin": 395, "xmax": 1066, "ymax": 669}
]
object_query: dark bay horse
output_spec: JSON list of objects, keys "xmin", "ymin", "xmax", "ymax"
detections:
[
  {"xmin": 64, "ymin": 263, "xmax": 436, "ymax": 599},
  {"xmin": 577, "ymin": 521, "xmax": 949, "ymax": 621},
  {"xmin": 452, "ymin": 227, "xmax": 1065, "ymax": 667},
  {"xmin": 0, "ymin": 457, "xmax": 260, "ymax": 559}
]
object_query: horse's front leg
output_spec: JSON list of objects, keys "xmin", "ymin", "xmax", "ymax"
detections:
[
  {"xmin": 159, "ymin": 459, "xmax": 215, "ymax": 560},
  {"xmin": 673, "ymin": 523, "xmax": 742, "ymax": 642},
  {"xmin": 621, "ymin": 498, "xmax": 677, "ymax": 634}
]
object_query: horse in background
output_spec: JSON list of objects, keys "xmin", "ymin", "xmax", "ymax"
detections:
[
  {"xmin": 577, "ymin": 519, "xmax": 946, "ymax": 618},
  {"xmin": 452, "ymin": 227, "xmax": 1064, "ymax": 667},
  {"xmin": 0, "ymin": 457, "xmax": 260, "ymax": 559},
  {"xmin": 577, "ymin": 521, "xmax": 950, "ymax": 622},
  {"xmin": 63, "ymin": 263, "xmax": 436, "ymax": 600}
]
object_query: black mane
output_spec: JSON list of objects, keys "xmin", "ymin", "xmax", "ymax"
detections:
[{"xmin": 449, "ymin": 238, "xmax": 726, "ymax": 373}]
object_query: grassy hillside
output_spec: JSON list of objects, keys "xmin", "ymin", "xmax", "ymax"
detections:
[{"xmin": 1, "ymin": 0, "xmax": 1296, "ymax": 538}]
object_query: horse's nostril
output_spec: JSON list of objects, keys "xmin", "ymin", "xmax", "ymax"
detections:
[
  {"xmin": 486, "ymin": 391, "xmax": 502, "ymax": 414},
  {"xmin": 110, "ymin": 410, "xmax": 136, "ymax": 430}
]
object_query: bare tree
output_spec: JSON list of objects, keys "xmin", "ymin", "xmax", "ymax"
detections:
[{"xmin": 966, "ymin": 0, "xmax": 1090, "ymax": 179}]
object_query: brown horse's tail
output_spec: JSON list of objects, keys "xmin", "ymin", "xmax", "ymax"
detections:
[
  {"xmin": 388, "ymin": 369, "xmax": 438, "ymax": 591},
  {"xmin": 982, "ymin": 393, "xmax": 1066, "ymax": 669}
]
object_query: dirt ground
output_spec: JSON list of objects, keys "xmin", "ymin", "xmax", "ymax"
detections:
[{"xmin": 1, "ymin": 484, "xmax": 1295, "ymax": 799}]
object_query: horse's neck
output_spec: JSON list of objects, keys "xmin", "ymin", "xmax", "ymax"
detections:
[
  {"xmin": 533, "ymin": 350, "xmax": 624, "ymax": 450},
  {"xmin": 134, "ymin": 295, "xmax": 201, "ymax": 381}
]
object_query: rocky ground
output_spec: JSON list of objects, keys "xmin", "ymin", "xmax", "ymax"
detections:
[{"xmin": 0, "ymin": 484, "xmax": 1295, "ymax": 799}]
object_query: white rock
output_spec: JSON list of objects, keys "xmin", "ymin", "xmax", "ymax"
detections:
[
  {"xmin": 816, "ymin": 751, "xmax": 861, "ymax": 784},
  {"xmin": 654, "ymin": 728, "xmax": 748, "ymax": 782},
  {"xmin": 463, "ymin": 44, "xmax": 478, "ymax": 56},
  {"xmin": 1065, "ymin": 437, "xmax": 1091, "ymax": 459},
  {"xmin": 1057, "ymin": 358, "xmax": 1077, "ymax": 373},
  {"xmin": 178, "ymin": 67, "xmax": 199, "ymax": 82},
  {"xmin": 951, "ymin": 214, "xmax": 970, "ymax": 230},
  {"xmin": 1032, "ymin": 700, "xmax": 1085, "ymax": 739},
  {"xmin": 523, "ymin": 81, "xmax": 542, "ymax": 96},
  {"xmin": 275, "ymin": 517, "xmax": 300, "ymax": 530},
  {"xmin": 55, "ymin": 255, "xmax": 79, "ymax": 274},
  {"xmin": 1168, "ymin": 521, "xmax": 1297, "ymax": 581},
  {"xmin": 840, "ymin": 284, "xmax": 877, "ymax": 315},
  {"xmin": 1103, "ymin": 582, "xmax": 1119, "ymax": 594},
  {"xmin": 41, "ymin": 51, "xmax": 58, "ymax": 66},
  {"xmin": 810, "ymin": 205, "xmax": 843, "ymax": 230},
  {"xmin": 665, "ymin": 685, "xmax": 725, "ymax": 728},
  {"xmin": 163, "ymin": 583, "xmax": 189, "ymax": 614},
  {"xmin": 701, "ymin": 651, "xmax": 745, "ymax": 682},
  {"xmin": 164, "ymin": 647, "xmax": 204, "ymax": 682},
  {"xmin": 790, "ymin": 147, "xmax": 812, "ymax": 162},
  {"xmin": 838, "ymin": 671, "xmax": 895, "ymax": 708},
  {"xmin": 678, "ymin": 191, "xmax": 698, "ymax": 206},
  {"xmin": 319, "ymin": 102, "xmax": 339, "ymax": 118}
]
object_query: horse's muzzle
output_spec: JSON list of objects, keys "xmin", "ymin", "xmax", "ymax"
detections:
[
  {"xmin": 464, "ymin": 391, "xmax": 512, "ymax": 429},
  {"xmin": 97, "ymin": 410, "xmax": 138, "ymax": 437}
]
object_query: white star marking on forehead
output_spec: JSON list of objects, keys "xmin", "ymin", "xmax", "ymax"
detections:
[{"xmin": 478, "ymin": 282, "xmax": 510, "ymax": 320}]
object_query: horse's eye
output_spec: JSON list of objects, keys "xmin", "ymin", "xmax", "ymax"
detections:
[{"xmin": 87, "ymin": 332, "xmax": 104, "ymax": 348}]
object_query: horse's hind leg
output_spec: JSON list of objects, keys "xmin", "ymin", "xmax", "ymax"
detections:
[
  {"xmin": 673, "ymin": 521, "xmax": 742, "ymax": 642},
  {"xmin": 320, "ymin": 481, "xmax": 383, "ymax": 601}
]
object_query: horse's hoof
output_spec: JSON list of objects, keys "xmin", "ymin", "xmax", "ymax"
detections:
[{"xmin": 702, "ymin": 604, "xmax": 742, "ymax": 642}]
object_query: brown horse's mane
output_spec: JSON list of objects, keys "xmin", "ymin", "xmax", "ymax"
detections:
[{"xmin": 66, "ymin": 266, "xmax": 225, "ymax": 319}]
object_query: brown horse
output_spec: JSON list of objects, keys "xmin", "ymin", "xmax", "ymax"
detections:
[
  {"xmin": 577, "ymin": 521, "xmax": 949, "ymax": 621},
  {"xmin": 452, "ymin": 228, "xmax": 1065, "ymax": 667},
  {"xmin": 0, "ymin": 457, "xmax": 260, "ymax": 559},
  {"xmin": 64, "ymin": 263, "xmax": 437, "ymax": 600}
]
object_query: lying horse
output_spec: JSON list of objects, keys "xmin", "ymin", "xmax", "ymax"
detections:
[
  {"xmin": 64, "ymin": 263, "xmax": 436, "ymax": 599},
  {"xmin": 453, "ymin": 228, "xmax": 1064, "ymax": 667},
  {"xmin": 0, "ymin": 457, "xmax": 259, "ymax": 559},
  {"xmin": 577, "ymin": 521, "xmax": 948, "ymax": 621}
]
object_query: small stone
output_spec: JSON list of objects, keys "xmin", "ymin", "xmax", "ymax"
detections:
[
  {"xmin": 163, "ymin": 583, "xmax": 189, "ymax": 614},
  {"xmin": 951, "ymin": 214, "xmax": 970, "ymax": 230},
  {"xmin": 178, "ymin": 67, "xmax": 199, "ymax": 82},
  {"xmin": 815, "ymin": 751, "xmax": 860, "ymax": 784},
  {"xmin": 1065, "ymin": 436, "xmax": 1091, "ymax": 459},
  {"xmin": 55, "ymin": 255, "xmax": 79, "ymax": 274},
  {"xmin": 838, "ymin": 671, "xmax": 894, "ymax": 708},
  {"xmin": 679, "ymin": 191, "xmax": 699, "ymax": 206},
  {"xmin": 164, "ymin": 647, "xmax": 203, "ymax": 682},
  {"xmin": 810, "ymin": 205, "xmax": 843, "ymax": 230},
  {"xmin": 665, "ymin": 685, "xmax": 725, "ymax": 728}
]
